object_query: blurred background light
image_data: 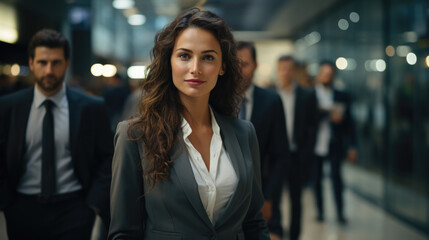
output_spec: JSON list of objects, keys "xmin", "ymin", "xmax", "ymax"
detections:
[
  {"xmin": 112, "ymin": 0, "xmax": 134, "ymax": 10},
  {"xmin": 102, "ymin": 64, "xmax": 117, "ymax": 77},
  {"xmin": 349, "ymin": 12, "xmax": 360, "ymax": 23},
  {"xmin": 406, "ymin": 53, "xmax": 417, "ymax": 65},
  {"xmin": 128, "ymin": 14, "xmax": 146, "ymax": 26},
  {"xmin": 426, "ymin": 56, "xmax": 429, "ymax": 68},
  {"xmin": 338, "ymin": 19, "xmax": 349, "ymax": 30},
  {"xmin": 91, "ymin": 63, "xmax": 103, "ymax": 76},
  {"xmin": 385, "ymin": 45, "xmax": 395, "ymax": 57},
  {"xmin": 375, "ymin": 59, "xmax": 386, "ymax": 72},
  {"xmin": 336, "ymin": 57, "xmax": 348, "ymax": 70},
  {"xmin": 10, "ymin": 63, "xmax": 20, "ymax": 76},
  {"xmin": 403, "ymin": 31, "xmax": 418, "ymax": 43},
  {"xmin": 0, "ymin": 2, "xmax": 18, "ymax": 44},
  {"xmin": 396, "ymin": 45, "xmax": 411, "ymax": 57},
  {"xmin": 127, "ymin": 65, "xmax": 147, "ymax": 79}
]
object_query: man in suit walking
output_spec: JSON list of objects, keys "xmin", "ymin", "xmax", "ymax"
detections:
[
  {"xmin": 0, "ymin": 29, "xmax": 113, "ymax": 240},
  {"xmin": 236, "ymin": 41, "xmax": 290, "ymax": 240},
  {"xmin": 276, "ymin": 55, "xmax": 318, "ymax": 240},
  {"xmin": 313, "ymin": 60, "xmax": 358, "ymax": 224}
]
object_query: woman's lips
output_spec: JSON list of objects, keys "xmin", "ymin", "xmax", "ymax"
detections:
[{"xmin": 185, "ymin": 79, "xmax": 205, "ymax": 86}]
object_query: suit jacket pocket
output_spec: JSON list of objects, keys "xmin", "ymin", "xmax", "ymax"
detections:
[{"xmin": 148, "ymin": 229, "xmax": 183, "ymax": 240}]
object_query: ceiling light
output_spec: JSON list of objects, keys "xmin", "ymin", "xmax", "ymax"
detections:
[
  {"xmin": 128, "ymin": 14, "xmax": 146, "ymax": 26},
  {"xmin": 112, "ymin": 0, "xmax": 134, "ymax": 10}
]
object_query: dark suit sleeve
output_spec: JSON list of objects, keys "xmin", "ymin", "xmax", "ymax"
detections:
[
  {"xmin": 264, "ymin": 96, "xmax": 289, "ymax": 200},
  {"xmin": 86, "ymin": 102, "xmax": 114, "ymax": 224},
  {"xmin": 242, "ymin": 122, "xmax": 270, "ymax": 240},
  {"xmin": 301, "ymin": 89, "xmax": 319, "ymax": 182},
  {"xmin": 108, "ymin": 121, "xmax": 145, "ymax": 240},
  {"xmin": 0, "ymin": 98, "xmax": 9, "ymax": 210}
]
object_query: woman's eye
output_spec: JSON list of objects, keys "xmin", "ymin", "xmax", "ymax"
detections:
[
  {"xmin": 203, "ymin": 55, "xmax": 214, "ymax": 61},
  {"xmin": 179, "ymin": 53, "xmax": 190, "ymax": 60}
]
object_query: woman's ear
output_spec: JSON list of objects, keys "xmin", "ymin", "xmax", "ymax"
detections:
[{"xmin": 219, "ymin": 65, "xmax": 225, "ymax": 76}]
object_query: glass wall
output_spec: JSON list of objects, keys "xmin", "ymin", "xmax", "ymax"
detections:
[{"xmin": 294, "ymin": 0, "xmax": 429, "ymax": 234}]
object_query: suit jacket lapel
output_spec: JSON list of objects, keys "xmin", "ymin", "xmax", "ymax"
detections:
[
  {"xmin": 213, "ymin": 112, "xmax": 247, "ymax": 228},
  {"xmin": 9, "ymin": 88, "xmax": 33, "ymax": 182},
  {"xmin": 250, "ymin": 86, "xmax": 260, "ymax": 123},
  {"xmin": 66, "ymin": 88, "xmax": 82, "ymax": 156},
  {"xmin": 170, "ymin": 140, "xmax": 213, "ymax": 228}
]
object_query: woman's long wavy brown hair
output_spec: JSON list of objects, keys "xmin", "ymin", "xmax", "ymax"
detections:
[{"xmin": 128, "ymin": 7, "xmax": 244, "ymax": 190}]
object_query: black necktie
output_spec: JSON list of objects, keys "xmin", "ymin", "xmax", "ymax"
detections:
[{"xmin": 41, "ymin": 100, "xmax": 56, "ymax": 197}]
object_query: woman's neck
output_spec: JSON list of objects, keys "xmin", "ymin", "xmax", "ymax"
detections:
[{"xmin": 180, "ymin": 95, "xmax": 211, "ymax": 128}]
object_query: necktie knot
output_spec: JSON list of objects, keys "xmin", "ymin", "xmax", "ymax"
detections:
[{"xmin": 44, "ymin": 99, "xmax": 54, "ymax": 111}]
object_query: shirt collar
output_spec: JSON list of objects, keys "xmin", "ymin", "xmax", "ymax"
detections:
[
  {"xmin": 243, "ymin": 84, "xmax": 254, "ymax": 102},
  {"xmin": 34, "ymin": 82, "xmax": 67, "ymax": 109},
  {"xmin": 181, "ymin": 106, "xmax": 220, "ymax": 140}
]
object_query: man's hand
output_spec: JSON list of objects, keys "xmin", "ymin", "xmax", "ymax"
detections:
[{"xmin": 262, "ymin": 200, "xmax": 273, "ymax": 222}]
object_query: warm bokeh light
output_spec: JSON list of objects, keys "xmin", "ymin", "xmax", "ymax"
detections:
[
  {"xmin": 2, "ymin": 64, "xmax": 11, "ymax": 75},
  {"xmin": 426, "ymin": 56, "xmax": 429, "ymax": 68},
  {"xmin": 336, "ymin": 57, "xmax": 348, "ymax": 70},
  {"xmin": 10, "ymin": 63, "xmax": 20, "ymax": 76},
  {"xmin": 91, "ymin": 63, "xmax": 103, "ymax": 77},
  {"xmin": 103, "ymin": 64, "xmax": 117, "ymax": 77},
  {"xmin": 0, "ymin": 2, "xmax": 18, "ymax": 44},
  {"xmin": 127, "ymin": 65, "xmax": 146, "ymax": 79},
  {"xmin": 406, "ymin": 53, "xmax": 417, "ymax": 65},
  {"xmin": 385, "ymin": 45, "xmax": 395, "ymax": 57}
]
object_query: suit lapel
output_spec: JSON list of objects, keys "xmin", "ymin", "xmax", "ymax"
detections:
[
  {"xmin": 250, "ymin": 86, "xmax": 260, "ymax": 123},
  {"xmin": 66, "ymin": 88, "xmax": 82, "ymax": 156},
  {"xmin": 9, "ymin": 88, "xmax": 33, "ymax": 180},
  {"xmin": 213, "ymin": 112, "xmax": 247, "ymax": 228},
  {"xmin": 170, "ymin": 140, "xmax": 213, "ymax": 228}
]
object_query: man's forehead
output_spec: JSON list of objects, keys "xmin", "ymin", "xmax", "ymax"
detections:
[{"xmin": 34, "ymin": 46, "xmax": 65, "ymax": 58}]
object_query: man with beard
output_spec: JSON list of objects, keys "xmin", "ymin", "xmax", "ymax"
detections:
[
  {"xmin": 236, "ymin": 41, "xmax": 290, "ymax": 240},
  {"xmin": 0, "ymin": 29, "xmax": 113, "ymax": 240}
]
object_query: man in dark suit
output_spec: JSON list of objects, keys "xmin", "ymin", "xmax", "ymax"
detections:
[
  {"xmin": 236, "ymin": 41, "xmax": 290, "ymax": 240},
  {"xmin": 0, "ymin": 29, "xmax": 113, "ymax": 240},
  {"xmin": 313, "ymin": 60, "xmax": 357, "ymax": 224},
  {"xmin": 276, "ymin": 55, "xmax": 318, "ymax": 240}
]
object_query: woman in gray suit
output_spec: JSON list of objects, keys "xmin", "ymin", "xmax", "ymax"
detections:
[{"xmin": 108, "ymin": 8, "xmax": 270, "ymax": 240}]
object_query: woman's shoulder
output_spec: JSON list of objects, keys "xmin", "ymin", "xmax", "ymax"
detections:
[{"xmin": 115, "ymin": 117, "xmax": 142, "ymax": 140}]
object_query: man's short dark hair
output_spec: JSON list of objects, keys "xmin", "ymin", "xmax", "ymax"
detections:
[
  {"xmin": 28, "ymin": 29, "xmax": 70, "ymax": 60},
  {"xmin": 236, "ymin": 41, "xmax": 257, "ymax": 62},
  {"xmin": 277, "ymin": 55, "xmax": 297, "ymax": 65},
  {"xmin": 319, "ymin": 60, "xmax": 336, "ymax": 73}
]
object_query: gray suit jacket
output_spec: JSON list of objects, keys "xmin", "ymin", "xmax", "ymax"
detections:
[{"xmin": 108, "ymin": 111, "xmax": 269, "ymax": 240}]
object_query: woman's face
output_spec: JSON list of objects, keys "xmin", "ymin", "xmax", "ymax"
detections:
[{"xmin": 171, "ymin": 27, "xmax": 224, "ymax": 102}]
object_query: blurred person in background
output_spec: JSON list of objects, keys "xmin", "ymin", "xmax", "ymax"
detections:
[
  {"xmin": 108, "ymin": 8, "xmax": 269, "ymax": 239},
  {"xmin": 275, "ymin": 55, "xmax": 318, "ymax": 240},
  {"xmin": 313, "ymin": 60, "xmax": 358, "ymax": 224},
  {"xmin": 102, "ymin": 73, "xmax": 130, "ymax": 131},
  {"xmin": 236, "ymin": 41, "xmax": 290, "ymax": 240},
  {"xmin": 0, "ymin": 29, "xmax": 113, "ymax": 240}
]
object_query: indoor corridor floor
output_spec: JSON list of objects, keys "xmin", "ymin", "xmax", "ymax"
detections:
[{"xmin": 279, "ymin": 180, "xmax": 428, "ymax": 240}]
